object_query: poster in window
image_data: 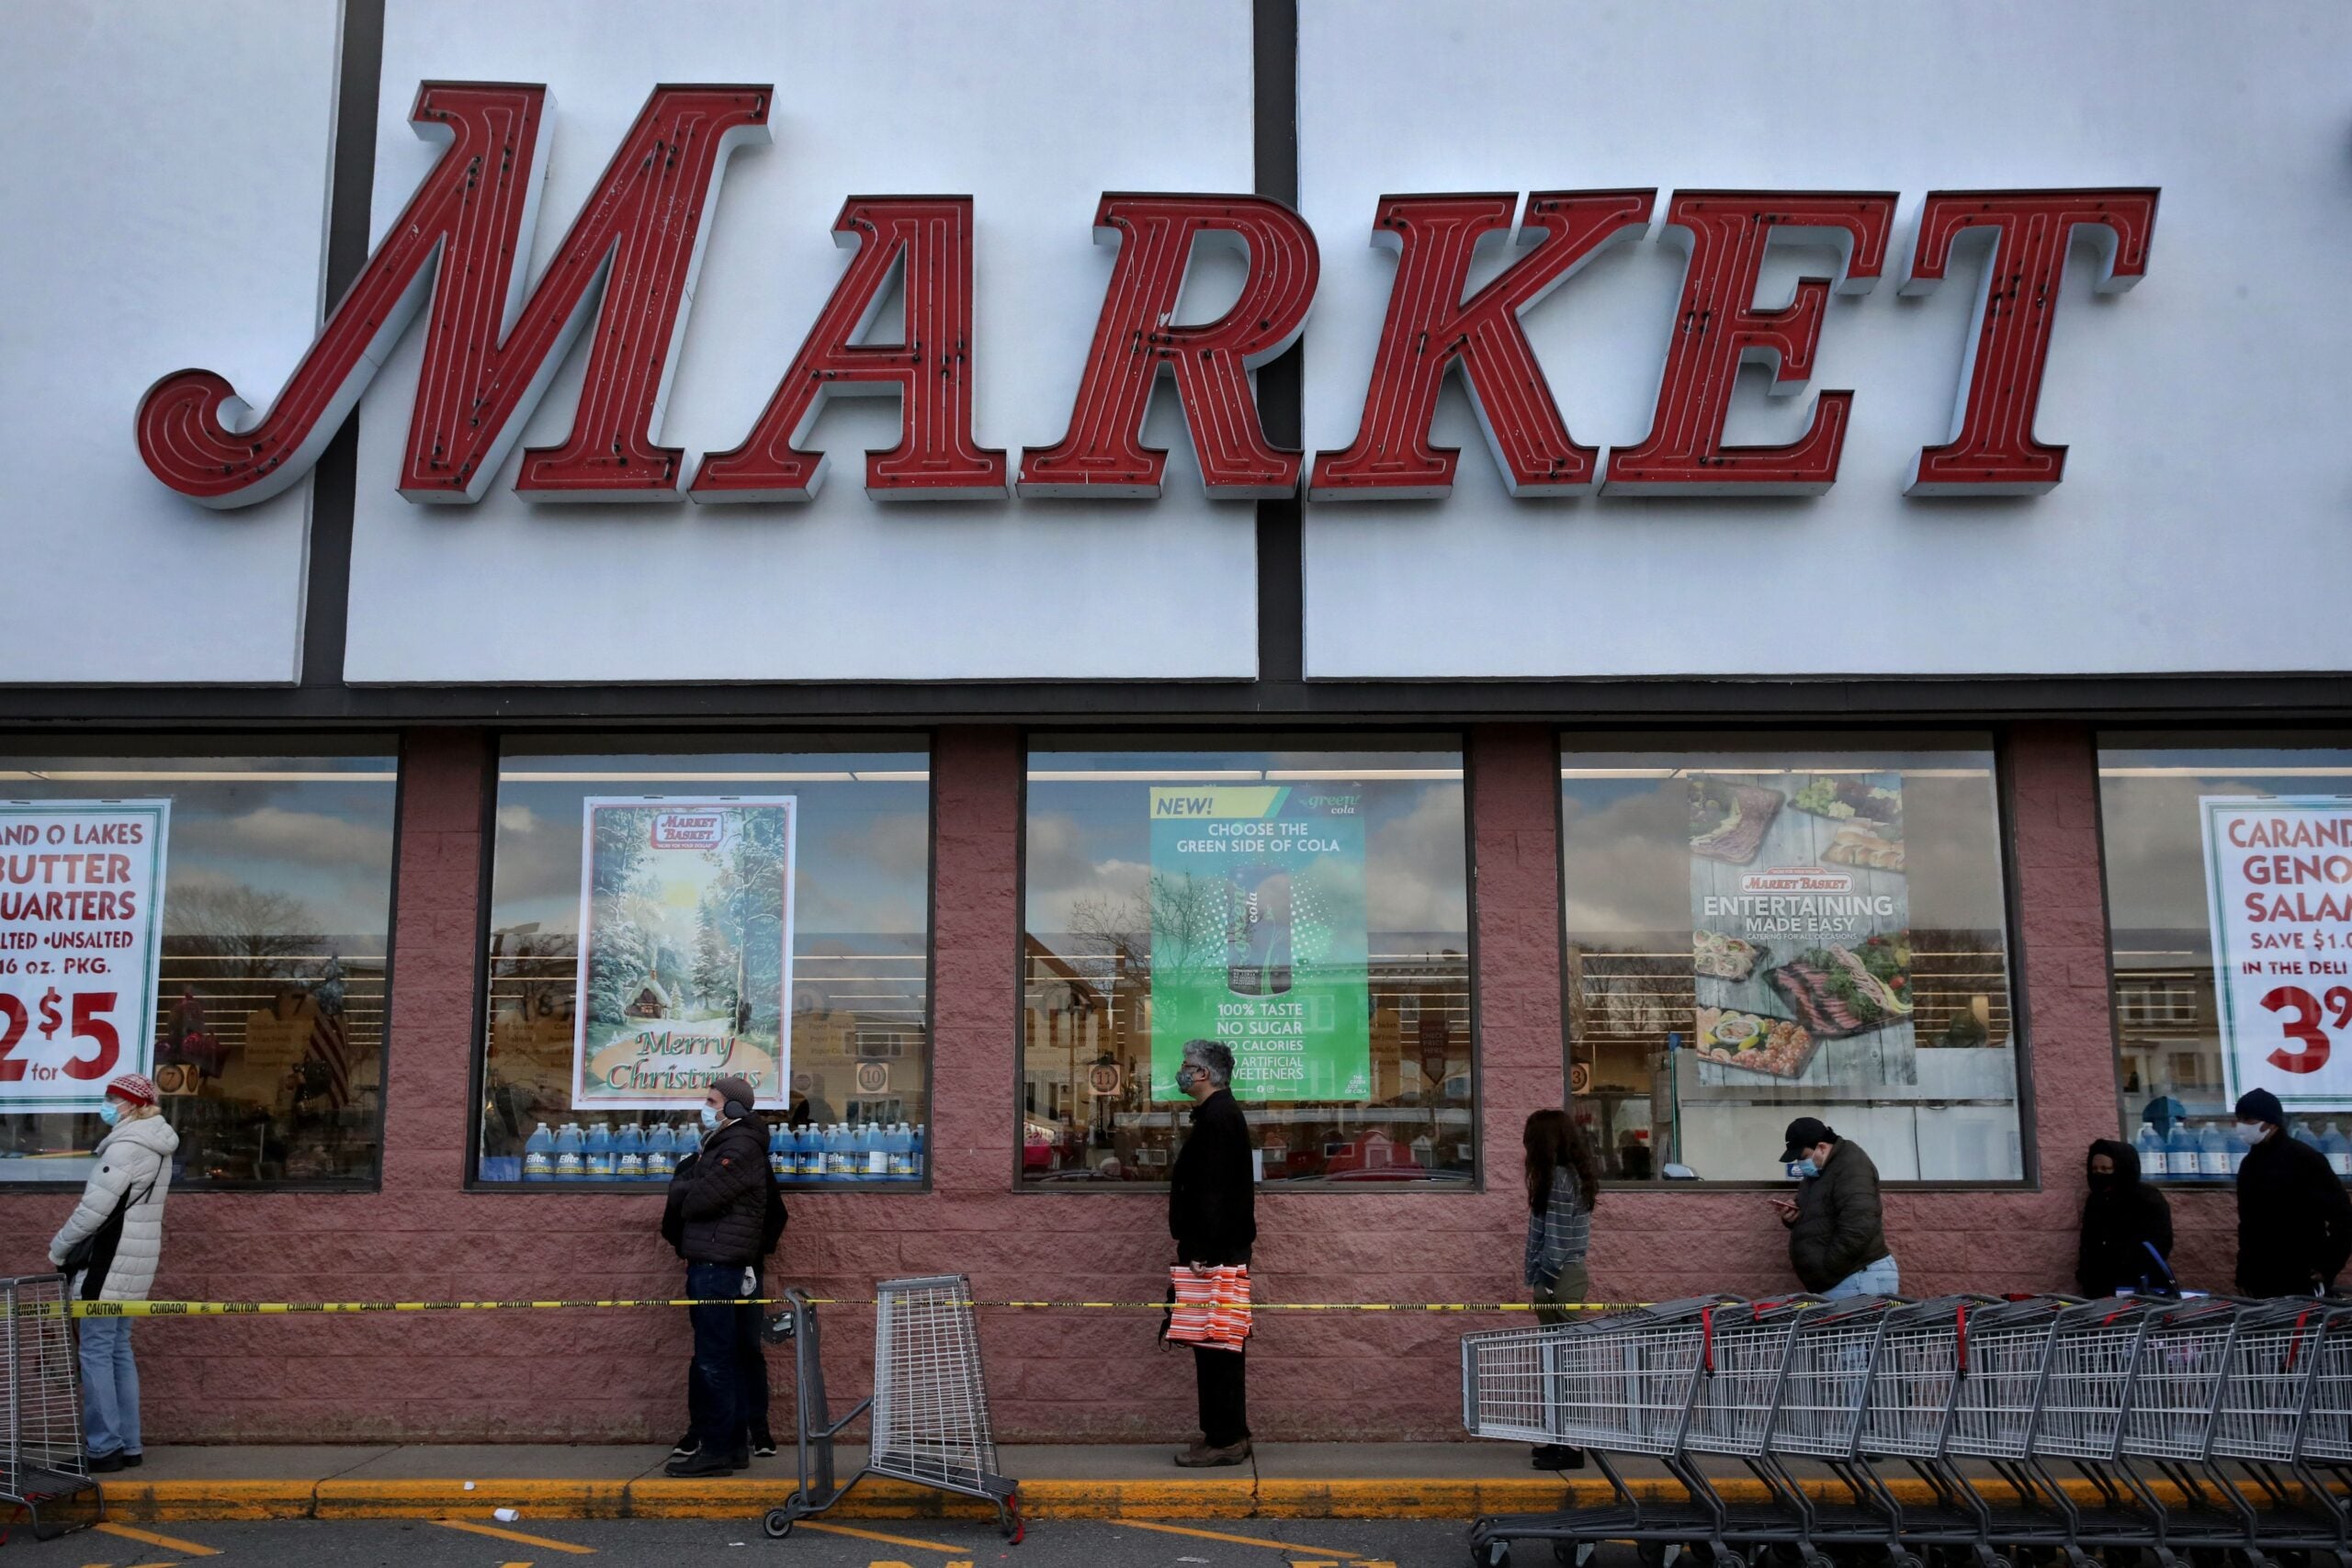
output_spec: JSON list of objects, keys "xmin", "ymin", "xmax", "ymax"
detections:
[
  {"xmin": 0, "ymin": 800, "xmax": 170, "ymax": 1114},
  {"xmin": 1147, "ymin": 785, "xmax": 1371, "ymax": 1101},
  {"xmin": 1687, "ymin": 773, "xmax": 1917, "ymax": 1089},
  {"xmin": 571, "ymin": 796, "xmax": 796, "ymax": 1111},
  {"xmin": 2199, "ymin": 796, "xmax": 2352, "ymax": 1111}
]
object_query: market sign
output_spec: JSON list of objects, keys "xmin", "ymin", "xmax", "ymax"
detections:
[
  {"xmin": 2201, "ymin": 797, "xmax": 2352, "ymax": 1111},
  {"xmin": 137, "ymin": 81, "xmax": 2155, "ymax": 513}
]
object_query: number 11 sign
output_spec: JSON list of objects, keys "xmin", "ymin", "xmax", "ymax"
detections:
[
  {"xmin": 2202, "ymin": 796, "xmax": 2352, "ymax": 1110},
  {"xmin": 0, "ymin": 801, "xmax": 170, "ymax": 1114}
]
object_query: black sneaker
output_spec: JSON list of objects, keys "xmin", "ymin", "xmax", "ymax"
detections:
[
  {"xmin": 664, "ymin": 1448, "xmax": 735, "ymax": 1479},
  {"xmin": 119, "ymin": 1452, "xmax": 143, "ymax": 1469},
  {"xmin": 752, "ymin": 1432, "xmax": 777, "ymax": 1459},
  {"xmin": 87, "ymin": 1451, "xmax": 125, "ymax": 1474},
  {"xmin": 670, "ymin": 1432, "xmax": 698, "ymax": 1460},
  {"xmin": 729, "ymin": 1447, "xmax": 751, "ymax": 1472}
]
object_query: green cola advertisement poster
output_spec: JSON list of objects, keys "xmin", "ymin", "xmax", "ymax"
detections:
[{"xmin": 1148, "ymin": 785, "xmax": 1371, "ymax": 1101}]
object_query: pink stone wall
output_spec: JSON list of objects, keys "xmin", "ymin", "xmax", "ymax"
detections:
[{"xmin": 0, "ymin": 719, "xmax": 2220, "ymax": 1444}]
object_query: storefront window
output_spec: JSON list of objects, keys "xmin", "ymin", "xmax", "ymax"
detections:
[
  {"xmin": 0, "ymin": 742, "xmax": 397, "ymax": 1187},
  {"xmin": 1562, "ymin": 735, "xmax": 2022, "ymax": 1184},
  {"xmin": 2098, "ymin": 734, "xmax": 2352, "ymax": 1183},
  {"xmin": 476, "ymin": 739, "xmax": 930, "ymax": 1188},
  {"xmin": 1021, "ymin": 736, "xmax": 1472, "ymax": 1188}
]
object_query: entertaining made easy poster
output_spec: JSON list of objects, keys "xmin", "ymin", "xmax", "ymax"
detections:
[
  {"xmin": 1687, "ymin": 773, "xmax": 1917, "ymax": 1089},
  {"xmin": 2200, "ymin": 795, "xmax": 2352, "ymax": 1111},
  {"xmin": 1148, "ymin": 785, "xmax": 1371, "ymax": 1101},
  {"xmin": 572, "ymin": 797, "xmax": 795, "ymax": 1111},
  {"xmin": 0, "ymin": 800, "xmax": 170, "ymax": 1113}
]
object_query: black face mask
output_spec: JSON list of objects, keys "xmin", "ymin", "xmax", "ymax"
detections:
[{"xmin": 2088, "ymin": 1172, "xmax": 2119, "ymax": 1192}]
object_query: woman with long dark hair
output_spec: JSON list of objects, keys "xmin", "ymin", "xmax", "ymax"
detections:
[{"xmin": 1522, "ymin": 1108, "xmax": 1600, "ymax": 1470}]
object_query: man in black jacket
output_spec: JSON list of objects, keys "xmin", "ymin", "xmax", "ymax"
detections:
[
  {"xmin": 2234, "ymin": 1088, "xmax": 2352, "ymax": 1297},
  {"xmin": 1167, "ymin": 1040, "xmax": 1255, "ymax": 1468},
  {"xmin": 663, "ymin": 1075, "xmax": 774, "ymax": 1477}
]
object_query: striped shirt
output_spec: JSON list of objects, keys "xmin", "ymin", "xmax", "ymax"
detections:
[{"xmin": 1523, "ymin": 1167, "xmax": 1592, "ymax": 1289}]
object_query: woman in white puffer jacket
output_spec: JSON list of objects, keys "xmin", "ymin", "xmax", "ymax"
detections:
[{"xmin": 47, "ymin": 1073, "xmax": 177, "ymax": 1472}]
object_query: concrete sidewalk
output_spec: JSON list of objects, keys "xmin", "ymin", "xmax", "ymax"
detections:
[{"xmin": 94, "ymin": 1441, "xmax": 1624, "ymax": 1524}]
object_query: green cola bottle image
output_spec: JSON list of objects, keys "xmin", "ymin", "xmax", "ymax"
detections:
[{"xmin": 1226, "ymin": 860, "xmax": 1294, "ymax": 998}]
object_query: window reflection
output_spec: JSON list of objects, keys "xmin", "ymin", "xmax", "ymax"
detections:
[
  {"xmin": 1021, "ymin": 739, "xmax": 1474, "ymax": 1188},
  {"xmin": 1562, "ymin": 738, "xmax": 2022, "ymax": 1184},
  {"xmin": 0, "ymin": 748, "xmax": 396, "ymax": 1187}
]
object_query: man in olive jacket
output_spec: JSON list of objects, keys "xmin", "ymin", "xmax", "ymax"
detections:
[
  {"xmin": 1167, "ymin": 1040, "xmax": 1255, "ymax": 1468},
  {"xmin": 1773, "ymin": 1117, "xmax": 1899, "ymax": 1298},
  {"xmin": 662, "ymin": 1075, "xmax": 773, "ymax": 1476}
]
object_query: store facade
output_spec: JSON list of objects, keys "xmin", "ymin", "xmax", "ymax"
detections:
[{"xmin": 1, "ymin": 0, "xmax": 2348, "ymax": 1441}]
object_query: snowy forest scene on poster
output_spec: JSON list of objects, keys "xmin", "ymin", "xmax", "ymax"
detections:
[{"xmin": 571, "ymin": 797, "xmax": 796, "ymax": 1111}]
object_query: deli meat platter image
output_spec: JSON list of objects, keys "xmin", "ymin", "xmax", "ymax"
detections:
[{"xmin": 1687, "ymin": 773, "xmax": 1918, "ymax": 1089}]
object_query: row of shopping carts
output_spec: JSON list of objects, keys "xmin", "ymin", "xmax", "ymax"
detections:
[{"xmin": 1464, "ymin": 1293, "xmax": 2352, "ymax": 1568}]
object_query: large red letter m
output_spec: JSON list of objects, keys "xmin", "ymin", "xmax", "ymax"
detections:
[{"xmin": 136, "ymin": 83, "xmax": 769, "ymax": 508}]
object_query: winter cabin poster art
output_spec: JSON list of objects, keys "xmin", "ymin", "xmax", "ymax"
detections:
[{"xmin": 571, "ymin": 797, "xmax": 797, "ymax": 1111}]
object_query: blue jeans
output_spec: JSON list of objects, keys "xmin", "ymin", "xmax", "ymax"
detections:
[
  {"xmin": 685, "ymin": 1263, "xmax": 757, "ymax": 1457},
  {"xmin": 79, "ymin": 1316, "xmax": 139, "ymax": 1458},
  {"xmin": 686, "ymin": 1266, "xmax": 771, "ymax": 1447},
  {"xmin": 1821, "ymin": 1255, "xmax": 1901, "ymax": 1300}
]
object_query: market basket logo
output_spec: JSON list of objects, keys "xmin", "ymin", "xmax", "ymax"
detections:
[{"xmin": 134, "ymin": 81, "xmax": 2158, "ymax": 510}]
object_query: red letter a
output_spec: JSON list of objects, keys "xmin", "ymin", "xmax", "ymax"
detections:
[
  {"xmin": 693, "ymin": 197, "xmax": 1006, "ymax": 502},
  {"xmin": 1017, "ymin": 195, "xmax": 1319, "ymax": 500},
  {"xmin": 1903, "ymin": 188, "xmax": 2157, "ymax": 495},
  {"xmin": 136, "ymin": 83, "xmax": 770, "ymax": 508},
  {"xmin": 1308, "ymin": 190, "xmax": 1653, "ymax": 501},
  {"xmin": 1602, "ymin": 191, "xmax": 1896, "ymax": 497}
]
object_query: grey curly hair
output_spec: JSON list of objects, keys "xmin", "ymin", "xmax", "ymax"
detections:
[{"xmin": 1180, "ymin": 1039, "xmax": 1234, "ymax": 1088}]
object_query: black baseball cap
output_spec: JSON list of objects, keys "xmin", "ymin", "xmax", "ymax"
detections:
[{"xmin": 1780, "ymin": 1116, "xmax": 1837, "ymax": 1163}]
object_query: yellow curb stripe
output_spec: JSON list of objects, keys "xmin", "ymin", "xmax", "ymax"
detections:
[
  {"xmin": 434, "ymin": 1517, "xmax": 596, "ymax": 1553},
  {"xmin": 796, "ymin": 1520, "xmax": 972, "ymax": 1553},
  {"xmin": 1113, "ymin": 1519, "xmax": 1361, "ymax": 1555},
  {"xmin": 96, "ymin": 1519, "xmax": 221, "ymax": 1555}
]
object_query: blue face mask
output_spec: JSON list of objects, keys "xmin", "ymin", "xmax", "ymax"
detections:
[
  {"xmin": 698, "ymin": 1105, "xmax": 720, "ymax": 1132},
  {"xmin": 96, "ymin": 1102, "xmax": 121, "ymax": 1127},
  {"xmin": 1791, "ymin": 1157, "xmax": 1819, "ymax": 1179}
]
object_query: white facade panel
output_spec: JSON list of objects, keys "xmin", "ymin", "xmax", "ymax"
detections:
[
  {"xmin": 1299, "ymin": 0, "xmax": 2352, "ymax": 678},
  {"xmin": 0, "ymin": 0, "xmax": 338, "ymax": 683},
  {"xmin": 341, "ymin": 0, "xmax": 1258, "ymax": 684}
]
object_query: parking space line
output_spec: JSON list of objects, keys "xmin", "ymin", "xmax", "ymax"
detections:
[
  {"xmin": 794, "ymin": 1520, "xmax": 970, "ymax": 1554},
  {"xmin": 96, "ymin": 1521, "xmax": 221, "ymax": 1557},
  {"xmin": 1110, "ymin": 1519, "xmax": 1362, "ymax": 1557},
  {"xmin": 434, "ymin": 1518, "xmax": 595, "ymax": 1554}
]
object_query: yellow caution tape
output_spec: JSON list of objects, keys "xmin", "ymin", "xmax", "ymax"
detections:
[{"xmin": 57, "ymin": 1297, "xmax": 1632, "ymax": 1318}]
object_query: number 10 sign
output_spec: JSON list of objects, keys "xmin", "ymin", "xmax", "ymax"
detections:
[
  {"xmin": 0, "ymin": 801, "xmax": 170, "ymax": 1114},
  {"xmin": 2202, "ymin": 796, "xmax": 2352, "ymax": 1110}
]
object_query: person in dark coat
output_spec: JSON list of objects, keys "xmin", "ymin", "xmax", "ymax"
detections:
[
  {"xmin": 2234, "ymin": 1088, "xmax": 2352, "ymax": 1297},
  {"xmin": 2076, "ymin": 1137, "xmax": 2175, "ymax": 1296},
  {"xmin": 662, "ymin": 1075, "xmax": 774, "ymax": 1476},
  {"xmin": 1166, "ymin": 1040, "xmax": 1255, "ymax": 1468},
  {"xmin": 1771, "ymin": 1117, "xmax": 1898, "ymax": 1298}
]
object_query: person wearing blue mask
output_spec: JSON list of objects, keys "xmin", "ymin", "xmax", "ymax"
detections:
[
  {"xmin": 1770, "ymin": 1116, "xmax": 1896, "ymax": 1299},
  {"xmin": 48, "ymin": 1072, "xmax": 176, "ymax": 1473},
  {"xmin": 660, "ymin": 1075, "xmax": 774, "ymax": 1477}
]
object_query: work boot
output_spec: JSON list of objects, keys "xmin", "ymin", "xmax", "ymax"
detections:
[
  {"xmin": 665, "ymin": 1447, "xmax": 737, "ymax": 1478},
  {"xmin": 1174, "ymin": 1439, "xmax": 1251, "ymax": 1468}
]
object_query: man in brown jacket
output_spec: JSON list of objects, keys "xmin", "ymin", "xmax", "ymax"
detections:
[{"xmin": 1772, "ymin": 1116, "xmax": 1899, "ymax": 1298}]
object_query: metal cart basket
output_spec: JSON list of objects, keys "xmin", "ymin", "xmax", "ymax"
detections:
[
  {"xmin": 2, "ymin": 1275, "xmax": 99, "ymax": 1540},
  {"xmin": 761, "ymin": 1275, "xmax": 1022, "ymax": 1542}
]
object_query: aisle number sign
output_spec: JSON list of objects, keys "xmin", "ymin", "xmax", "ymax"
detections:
[
  {"xmin": 2202, "ymin": 796, "xmax": 2352, "ymax": 1110},
  {"xmin": 0, "ymin": 801, "xmax": 170, "ymax": 1113}
]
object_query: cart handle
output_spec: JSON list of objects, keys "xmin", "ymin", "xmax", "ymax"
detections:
[
  {"xmin": 1955, "ymin": 1300, "xmax": 1969, "ymax": 1377},
  {"xmin": 1702, "ymin": 1303, "xmax": 1715, "ymax": 1376}
]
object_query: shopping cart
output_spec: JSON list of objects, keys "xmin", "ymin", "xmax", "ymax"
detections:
[
  {"xmin": 1749, "ymin": 1294, "xmax": 1913, "ymax": 1562},
  {"xmin": 760, "ymin": 1276, "xmax": 1022, "ymax": 1543},
  {"xmin": 1464, "ymin": 1297, "xmax": 1771, "ymax": 1568},
  {"xmin": 1849, "ymin": 1294, "xmax": 2011, "ymax": 1568},
  {"xmin": 0, "ymin": 1275, "xmax": 99, "ymax": 1540},
  {"xmin": 2283, "ymin": 1299, "xmax": 2352, "ymax": 1561},
  {"xmin": 2020, "ymin": 1296, "xmax": 2167, "ymax": 1567}
]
